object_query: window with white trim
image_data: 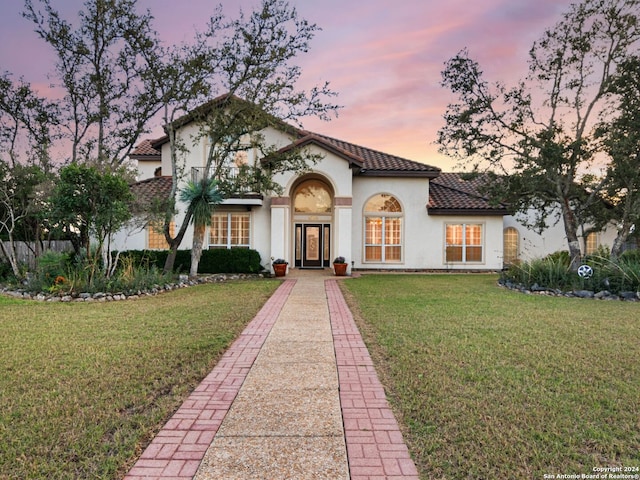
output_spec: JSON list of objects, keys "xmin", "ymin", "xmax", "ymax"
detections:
[
  {"xmin": 503, "ymin": 227, "xmax": 519, "ymax": 265},
  {"xmin": 446, "ymin": 223, "xmax": 483, "ymax": 263},
  {"xmin": 364, "ymin": 194, "xmax": 403, "ymax": 263},
  {"xmin": 209, "ymin": 212, "xmax": 250, "ymax": 249}
]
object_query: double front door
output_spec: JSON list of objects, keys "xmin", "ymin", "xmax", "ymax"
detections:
[{"xmin": 295, "ymin": 223, "xmax": 330, "ymax": 268}]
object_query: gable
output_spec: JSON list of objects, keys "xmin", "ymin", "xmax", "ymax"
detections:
[{"xmin": 274, "ymin": 131, "xmax": 441, "ymax": 178}]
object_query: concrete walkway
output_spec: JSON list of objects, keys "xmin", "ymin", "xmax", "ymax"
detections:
[{"xmin": 124, "ymin": 270, "xmax": 419, "ymax": 480}]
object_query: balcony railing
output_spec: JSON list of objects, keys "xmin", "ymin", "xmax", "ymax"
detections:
[{"xmin": 191, "ymin": 166, "xmax": 262, "ymax": 197}]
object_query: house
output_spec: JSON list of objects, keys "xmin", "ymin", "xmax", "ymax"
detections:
[{"xmin": 117, "ymin": 98, "xmax": 615, "ymax": 274}]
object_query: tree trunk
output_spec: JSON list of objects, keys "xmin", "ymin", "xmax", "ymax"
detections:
[
  {"xmin": 611, "ymin": 223, "xmax": 632, "ymax": 259},
  {"xmin": 561, "ymin": 199, "xmax": 582, "ymax": 271},
  {"xmin": 190, "ymin": 224, "xmax": 205, "ymax": 277},
  {"xmin": 163, "ymin": 245, "xmax": 179, "ymax": 275},
  {"xmin": 162, "ymin": 210, "xmax": 192, "ymax": 274},
  {"xmin": 0, "ymin": 236, "xmax": 21, "ymax": 278}
]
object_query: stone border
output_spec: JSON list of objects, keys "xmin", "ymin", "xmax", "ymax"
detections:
[
  {"xmin": 498, "ymin": 279, "xmax": 639, "ymax": 301},
  {"xmin": 1, "ymin": 273, "xmax": 266, "ymax": 302}
]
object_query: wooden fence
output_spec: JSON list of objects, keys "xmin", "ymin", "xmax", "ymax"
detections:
[{"xmin": 0, "ymin": 241, "xmax": 74, "ymax": 269}]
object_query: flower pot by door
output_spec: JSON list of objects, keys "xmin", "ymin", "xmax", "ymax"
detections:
[
  {"xmin": 333, "ymin": 263, "xmax": 347, "ymax": 276},
  {"xmin": 273, "ymin": 263, "xmax": 287, "ymax": 277}
]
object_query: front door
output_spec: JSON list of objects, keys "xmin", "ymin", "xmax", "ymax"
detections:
[{"xmin": 295, "ymin": 223, "xmax": 330, "ymax": 268}]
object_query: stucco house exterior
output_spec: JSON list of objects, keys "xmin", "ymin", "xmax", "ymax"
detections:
[{"xmin": 114, "ymin": 98, "xmax": 615, "ymax": 274}]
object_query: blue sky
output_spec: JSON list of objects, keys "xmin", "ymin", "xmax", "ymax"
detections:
[{"xmin": 0, "ymin": 0, "xmax": 575, "ymax": 170}]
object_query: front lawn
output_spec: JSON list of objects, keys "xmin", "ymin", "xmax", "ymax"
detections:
[
  {"xmin": 0, "ymin": 280, "xmax": 280, "ymax": 479},
  {"xmin": 341, "ymin": 274, "xmax": 640, "ymax": 479}
]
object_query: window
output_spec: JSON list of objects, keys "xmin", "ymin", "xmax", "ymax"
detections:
[
  {"xmin": 209, "ymin": 212, "xmax": 250, "ymax": 249},
  {"xmin": 446, "ymin": 223, "xmax": 483, "ymax": 263},
  {"xmin": 585, "ymin": 232, "xmax": 599, "ymax": 255},
  {"xmin": 147, "ymin": 221, "xmax": 174, "ymax": 250},
  {"xmin": 364, "ymin": 194, "xmax": 403, "ymax": 262},
  {"xmin": 503, "ymin": 227, "xmax": 519, "ymax": 265},
  {"xmin": 294, "ymin": 180, "xmax": 332, "ymax": 213},
  {"xmin": 202, "ymin": 138, "xmax": 254, "ymax": 181}
]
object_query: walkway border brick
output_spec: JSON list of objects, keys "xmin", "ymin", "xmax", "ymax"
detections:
[
  {"xmin": 326, "ymin": 279, "xmax": 420, "ymax": 480},
  {"xmin": 124, "ymin": 280, "xmax": 295, "ymax": 480},
  {"xmin": 125, "ymin": 276, "xmax": 420, "ymax": 479}
]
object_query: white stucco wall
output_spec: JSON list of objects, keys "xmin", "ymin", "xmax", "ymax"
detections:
[
  {"xmin": 135, "ymin": 159, "xmax": 161, "ymax": 181},
  {"xmin": 352, "ymin": 176, "xmax": 430, "ymax": 270},
  {"xmin": 505, "ymin": 209, "xmax": 619, "ymax": 262}
]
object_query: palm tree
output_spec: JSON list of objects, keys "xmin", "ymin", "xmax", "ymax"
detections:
[{"xmin": 179, "ymin": 178, "xmax": 223, "ymax": 277}]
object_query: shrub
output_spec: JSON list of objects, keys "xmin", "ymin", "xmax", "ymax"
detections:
[
  {"xmin": 116, "ymin": 250, "xmax": 190, "ymax": 273},
  {"xmin": 198, "ymin": 249, "xmax": 263, "ymax": 274},
  {"xmin": 22, "ymin": 250, "xmax": 175, "ymax": 295},
  {"xmin": 501, "ymin": 250, "xmax": 640, "ymax": 295},
  {"xmin": 543, "ymin": 250, "xmax": 571, "ymax": 267},
  {"xmin": 0, "ymin": 260, "xmax": 14, "ymax": 281},
  {"xmin": 620, "ymin": 249, "xmax": 640, "ymax": 264},
  {"xmin": 503, "ymin": 253, "xmax": 573, "ymax": 290},
  {"xmin": 25, "ymin": 251, "xmax": 73, "ymax": 292},
  {"xmin": 116, "ymin": 248, "xmax": 263, "ymax": 274}
]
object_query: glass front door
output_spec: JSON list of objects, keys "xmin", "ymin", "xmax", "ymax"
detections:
[{"xmin": 295, "ymin": 223, "xmax": 330, "ymax": 268}]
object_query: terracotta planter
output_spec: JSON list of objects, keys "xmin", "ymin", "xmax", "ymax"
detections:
[
  {"xmin": 273, "ymin": 263, "xmax": 287, "ymax": 277},
  {"xmin": 333, "ymin": 263, "xmax": 348, "ymax": 276}
]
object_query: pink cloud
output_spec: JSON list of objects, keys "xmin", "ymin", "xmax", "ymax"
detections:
[{"xmin": 0, "ymin": 0, "xmax": 577, "ymax": 171}]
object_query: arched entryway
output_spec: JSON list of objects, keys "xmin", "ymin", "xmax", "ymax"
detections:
[{"xmin": 292, "ymin": 177, "xmax": 334, "ymax": 268}]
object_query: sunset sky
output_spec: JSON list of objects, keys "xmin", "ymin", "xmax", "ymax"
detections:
[{"xmin": 0, "ymin": 0, "xmax": 576, "ymax": 171}]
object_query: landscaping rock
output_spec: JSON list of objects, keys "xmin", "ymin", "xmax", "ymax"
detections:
[
  {"xmin": 571, "ymin": 290, "xmax": 595, "ymax": 298},
  {"xmin": 620, "ymin": 291, "xmax": 639, "ymax": 301},
  {"xmin": 500, "ymin": 281, "xmax": 638, "ymax": 302},
  {"xmin": 1, "ymin": 273, "xmax": 266, "ymax": 303}
]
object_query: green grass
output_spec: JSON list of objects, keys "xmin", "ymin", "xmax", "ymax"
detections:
[
  {"xmin": 0, "ymin": 279, "xmax": 280, "ymax": 480},
  {"xmin": 341, "ymin": 274, "xmax": 640, "ymax": 479}
]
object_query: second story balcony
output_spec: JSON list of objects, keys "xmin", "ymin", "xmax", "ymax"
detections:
[{"xmin": 191, "ymin": 166, "xmax": 264, "ymax": 206}]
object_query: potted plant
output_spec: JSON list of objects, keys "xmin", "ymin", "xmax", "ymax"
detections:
[
  {"xmin": 333, "ymin": 256, "xmax": 348, "ymax": 276},
  {"xmin": 272, "ymin": 258, "xmax": 288, "ymax": 277}
]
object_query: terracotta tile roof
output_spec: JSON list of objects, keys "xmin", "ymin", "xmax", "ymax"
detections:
[
  {"xmin": 277, "ymin": 131, "xmax": 441, "ymax": 177},
  {"xmin": 130, "ymin": 139, "xmax": 162, "ymax": 159},
  {"xmin": 311, "ymin": 132, "xmax": 441, "ymax": 176},
  {"xmin": 428, "ymin": 173, "xmax": 508, "ymax": 215},
  {"xmin": 130, "ymin": 176, "xmax": 173, "ymax": 212}
]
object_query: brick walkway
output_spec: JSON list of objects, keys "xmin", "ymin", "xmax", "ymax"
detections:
[
  {"xmin": 124, "ymin": 274, "xmax": 418, "ymax": 480},
  {"xmin": 327, "ymin": 280, "xmax": 419, "ymax": 480}
]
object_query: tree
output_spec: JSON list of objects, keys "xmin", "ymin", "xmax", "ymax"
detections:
[
  {"xmin": 23, "ymin": 0, "xmax": 164, "ymax": 166},
  {"xmin": 0, "ymin": 162, "xmax": 50, "ymax": 277},
  {"xmin": 0, "ymin": 72, "xmax": 57, "ymax": 170},
  {"xmin": 438, "ymin": 0, "xmax": 640, "ymax": 270},
  {"xmin": 153, "ymin": 0, "xmax": 339, "ymax": 273},
  {"xmin": 47, "ymin": 163, "xmax": 133, "ymax": 279},
  {"xmin": 179, "ymin": 179, "xmax": 223, "ymax": 277},
  {"xmin": 596, "ymin": 56, "xmax": 640, "ymax": 257}
]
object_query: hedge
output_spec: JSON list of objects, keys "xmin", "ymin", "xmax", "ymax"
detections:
[{"xmin": 117, "ymin": 248, "xmax": 263, "ymax": 274}]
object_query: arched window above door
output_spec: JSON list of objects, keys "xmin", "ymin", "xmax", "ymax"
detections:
[{"xmin": 293, "ymin": 179, "xmax": 332, "ymax": 213}]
